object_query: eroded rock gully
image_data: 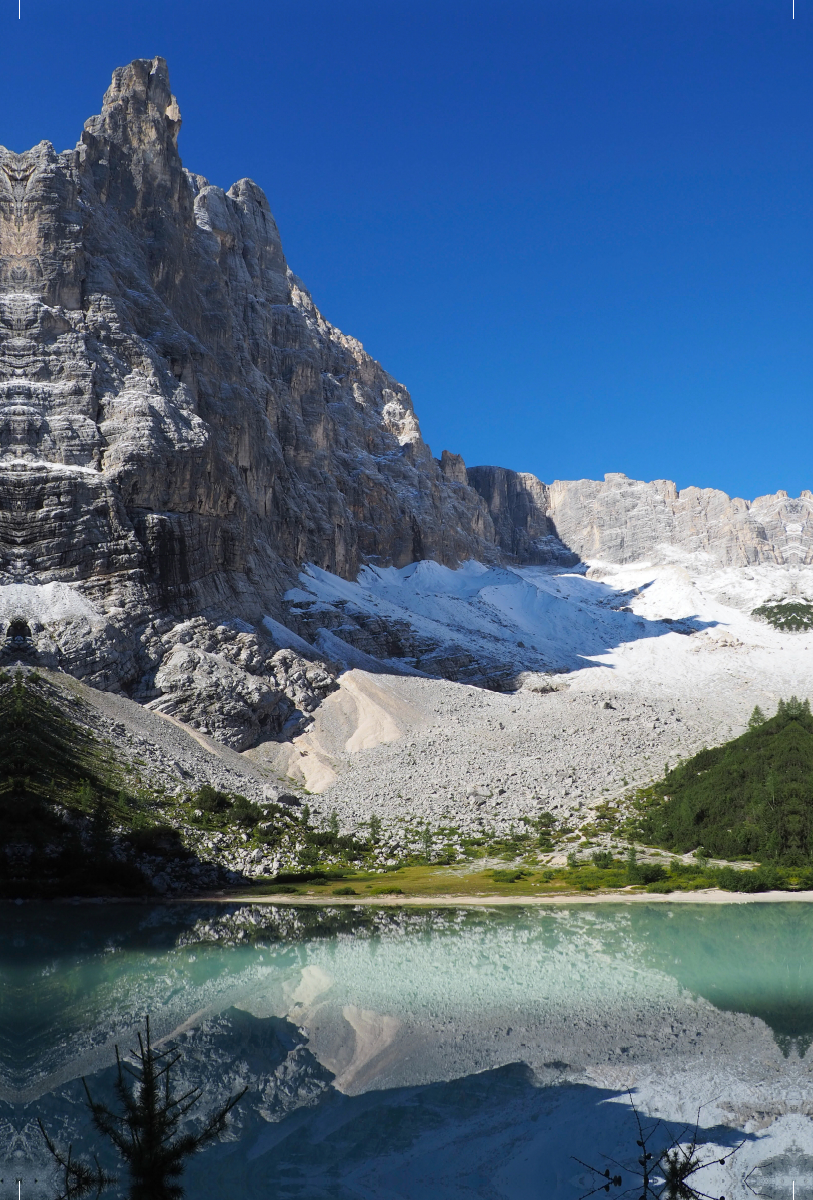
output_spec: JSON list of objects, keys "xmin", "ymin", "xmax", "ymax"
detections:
[{"xmin": 0, "ymin": 56, "xmax": 811, "ymax": 751}]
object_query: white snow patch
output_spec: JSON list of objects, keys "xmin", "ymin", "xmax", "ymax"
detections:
[{"xmin": 0, "ymin": 582, "xmax": 104, "ymax": 625}]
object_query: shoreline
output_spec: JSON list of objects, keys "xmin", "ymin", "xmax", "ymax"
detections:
[
  {"xmin": 210, "ymin": 887, "xmax": 813, "ymax": 907},
  {"xmin": 20, "ymin": 887, "xmax": 813, "ymax": 907}
]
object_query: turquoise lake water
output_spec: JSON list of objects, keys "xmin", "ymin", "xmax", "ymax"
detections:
[{"xmin": 3, "ymin": 900, "xmax": 813, "ymax": 1198}]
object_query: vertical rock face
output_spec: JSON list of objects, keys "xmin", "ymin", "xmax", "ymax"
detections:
[
  {"xmin": 466, "ymin": 469, "xmax": 813, "ymax": 570},
  {"xmin": 544, "ymin": 475, "xmax": 813, "ymax": 568},
  {"xmin": 0, "ymin": 56, "xmax": 498, "ymax": 700},
  {"xmin": 465, "ymin": 466, "xmax": 577, "ymax": 564},
  {"xmin": 0, "ymin": 59, "xmax": 501, "ymax": 605},
  {"xmin": 0, "ymin": 56, "xmax": 811, "ymax": 746}
]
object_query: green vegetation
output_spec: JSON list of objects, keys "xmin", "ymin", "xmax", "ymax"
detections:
[
  {"xmin": 0, "ymin": 670, "xmax": 149, "ymax": 896},
  {"xmin": 0, "ymin": 671, "xmax": 322, "ymax": 897},
  {"xmin": 242, "ymin": 852, "xmax": 810, "ymax": 899},
  {"xmin": 752, "ymin": 598, "xmax": 813, "ymax": 631},
  {"xmin": 633, "ymin": 696, "xmax": 813, "ymax": 865},
  {"xmin": 13, "ymin": 667, "xmax": 813, "ymax": 901}
]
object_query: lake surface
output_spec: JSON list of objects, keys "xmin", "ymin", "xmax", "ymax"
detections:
[{"xmin": 3, "ymin": 900, "xmax": 813, "ymax": 1198}]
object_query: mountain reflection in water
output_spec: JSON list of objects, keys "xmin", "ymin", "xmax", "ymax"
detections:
[{"xmin": 1, "ymin": 901, "xmax": 813, "ymax": 1198}]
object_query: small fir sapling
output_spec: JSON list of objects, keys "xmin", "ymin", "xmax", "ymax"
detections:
[
  {"xmin": 748, "ymin": 705, "xmax": 766, "ymax": 729},
  {"xmin": 574, "ymin": 1089, "xmax": 741, "ymax": 1199}
]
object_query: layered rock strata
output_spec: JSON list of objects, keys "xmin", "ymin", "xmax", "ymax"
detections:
[
  {"xmin": 467, "ymin": 470, "xmax": 813, "ymax": 570},
  {"xmin": 0, "ymin": 61, "xmax": 499, "ymax": 674}
]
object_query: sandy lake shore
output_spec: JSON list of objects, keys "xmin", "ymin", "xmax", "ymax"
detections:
[{"xmin": 216, "ymin": 888, "xmax": 813, "ymax": 907}]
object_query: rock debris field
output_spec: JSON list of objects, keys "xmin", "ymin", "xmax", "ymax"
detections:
[
  {"xmin": 252, "ymin": 558, "xmax": 813, "ymax": 845},
  {"xmin": 257, "ymin": 672, "xmax": 743, "ymax": 842},
  {"xmin": 35, "ymin": 555, "xmax": 813, "ymax": 861}
]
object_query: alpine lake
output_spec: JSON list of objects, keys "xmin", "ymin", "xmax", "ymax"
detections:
[{"xmin": 4, "ymin": 899, "xmax": 813, "ymax": 1199}]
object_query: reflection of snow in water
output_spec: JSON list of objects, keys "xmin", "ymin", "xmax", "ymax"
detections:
[{"xmin": 3, "ymin": 902, "xmax": 813, "ymax": 1197}]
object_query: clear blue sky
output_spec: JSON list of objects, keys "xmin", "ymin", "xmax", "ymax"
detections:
[{"xmin": 2, "ymin": 0, "xmax": 811, "ymax": 500}]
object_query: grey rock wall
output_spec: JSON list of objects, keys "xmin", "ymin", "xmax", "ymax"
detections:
[
  {"xmin": 467, "ymin": 469, "xmax": 813, "ymax": 570},
  {"xmin": 545, "ymin": 474, "xmax": 813, "ymax": 567},
  {"xmin": 466, "ymin": 466, "xmax": 577, "ymax": 564},
  {"xmin": 0, "ymin": 58, "xmax": 500, "ymax": 601},
  {"xmin": 0, "ymin": 56, "xmax": 500, "ymax": 731}
]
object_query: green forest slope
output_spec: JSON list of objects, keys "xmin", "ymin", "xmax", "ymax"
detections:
[{"xmin": 637, "ymin": 698, "xmax": 813, "ymax": 864}]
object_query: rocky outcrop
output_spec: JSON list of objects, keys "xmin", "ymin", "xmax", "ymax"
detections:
[
  {"xmin": 144, "ymin": 617, "xmax": 337, "ymax": 749},
  {"xmin": 466, "ymin": 466, "xmax": 577, "ymax": 564},
  {"xmin": 468, "ymin": 469, "xmax": 813, "ymax": 570},
  {"xmin": 545, "ymin": 475, "xmax": 813, "ymax": 567}
]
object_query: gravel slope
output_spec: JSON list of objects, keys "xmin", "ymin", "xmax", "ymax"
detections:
[{"xmin": 249, "ymin": 559, "xmax": 813, "ymax": 842}]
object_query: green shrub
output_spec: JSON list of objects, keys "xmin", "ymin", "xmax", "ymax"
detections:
[
  {"xmin": 230, "ymin": 794, "xmax": 263, "ymax": 828},
  {"xmin": 752, "ymin": 602, "xmax": 813, "ymax": 632},
  {"xmin": 369, "ymin": 886, "xmax": 404, "ymax": 895},
  {"xmin": 624, "ymin": 845, "xmax": 640, "ymax": 882},
  {"xmin": 196, "ymin": 784, "xmax": 231, "ymax": 814},
  {"xmin": 591, "ymin": 850, "xmax": 614, "ymax": 869},
  {"xmin": 669, "ymin": 859, "xmax": 703, "ymax": 876},
  {"xmin": 536, "ymin": 812, "xmax": 557, "ymax": 848},
  {"xmin": 639, "ymin": 863, "xmax": 667, "ymax": 884},
  {"xmin": 714, "ymin": 865, "xmax": 779, "ymax": 893},
  {"xmin": 332, "ymin": 885, "xmax": 357, "ymax": 895},
  {"xmin": 491, "ymin": 868, "xmax": 530, "ymax": 883},
  {"xmin": 299, "ymin": 843, "xmax": 320, "ymax": 867},
  {"xmin": 646, "ymin": 879, "xmax": 674, "ymax": 893}
]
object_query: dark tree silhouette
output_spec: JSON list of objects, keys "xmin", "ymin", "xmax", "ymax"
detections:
[
  {"xmin": 574, "ymin": 1091, "xmax": 743, "ymax": 1200},
  {"xmin": 36, "ymin": 1124, "xmax": 116, "ymax": 1200},
  {"xmin": 42, "ymin": 1017, "xmax": 246, "ymax": 1200}
]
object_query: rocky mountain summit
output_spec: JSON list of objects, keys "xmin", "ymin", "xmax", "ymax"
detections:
[
  {"xmin": 0, "ymin": 55, "xmax": 513, "ymax": 739},
  {"xmin": 0, "ymin": 56, "xmax": 811, "ymax": 756}
]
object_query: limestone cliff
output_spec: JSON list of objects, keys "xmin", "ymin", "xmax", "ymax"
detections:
[
  {"xmin": 0, "ymin": 56, "xmax": 500, "ymax": 733},
  {"xmin": 467, "ymin": 470, "xmax": 813, "ymax": 570}
]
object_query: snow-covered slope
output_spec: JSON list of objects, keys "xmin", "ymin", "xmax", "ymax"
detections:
[
  {"xmin": 284, "ymin": 558, "xmax": 706, "ymax": 679},
  {"xmin": 282, "ymin": 555, "xmax": 813, "ymax": 694},
  {"xmin": 247, "ymin": 557, "xmax": 813, "ymax": 839}
]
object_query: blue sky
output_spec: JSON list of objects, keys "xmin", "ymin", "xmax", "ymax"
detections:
[{"xmin": 2, "ymin": 0, "xmax": 811, "ymax": 500}]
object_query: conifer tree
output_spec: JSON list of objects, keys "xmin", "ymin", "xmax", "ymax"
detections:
[
  {"xmin": 42, "ymin": 1017, "xmax": 246, "ymax": 1200},
  {"xmin": 36, "ymin": 1125, "xmax": 116, "ymax": 1200},
  {"xmin": 747, "ymin": 705, "xmax": 766, "ymax": 729}
]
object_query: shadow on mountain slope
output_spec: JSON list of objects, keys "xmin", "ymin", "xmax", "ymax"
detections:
[
  {"xmin": 281, "ymin": 560, "xmax": 719, "ymax": 688},
  {"xmin": 0, "ymin": 669, "xmax": 245, "ymax": 897},
  {"xmin": 7, "ymin": 1014, "xmax": 750, "ymax": 1200}
]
